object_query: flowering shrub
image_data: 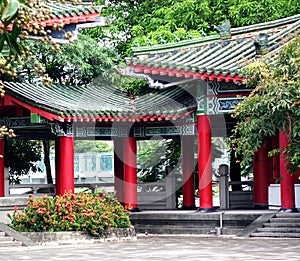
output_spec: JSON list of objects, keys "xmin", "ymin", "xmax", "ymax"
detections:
[{"xmin": 7, "ymin": 191, "xmax": 131, "ymax": 236}]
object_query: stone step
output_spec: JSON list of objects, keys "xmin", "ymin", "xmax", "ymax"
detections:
[
  {"xmin": 270, "ymin": 218, "xmax": 300, "ymax": 223},
  {"xmin": 257, "ymin": 227, "xmax": 300, "ymax": 233},
  {"xmin": 0, "ymin": 232, "xmax": 5, "ymax": 236},
  {"xmin": 134, "ymin": 225, "xmax": 213, "ymax": 235},
  {"xmin": 0, "ymin": 240, "xmax": 22, "ymax": 247},
  {"xmin": 0, "ymin": 236, "xmax": 14, "ymax": 242},
  {"xmin": 263, "ymin": 222, "xmax": 300, "ymax": 228},
  {"xmin": 275, "ymin": 213, "xmax": 300, "ymax": 218},
  {"xmin": 251, "ymin": 232, "xmax": 300, "ymax": 238}
]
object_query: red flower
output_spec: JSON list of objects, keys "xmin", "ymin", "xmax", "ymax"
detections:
[{"xmin": 13, "ymin": 206, "xmax": 18, "ymax": 212}]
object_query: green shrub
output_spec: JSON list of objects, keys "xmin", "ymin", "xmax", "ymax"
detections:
[{"xmin": 7, "ymin": 191, "xmax": 131, "ymax": 236}]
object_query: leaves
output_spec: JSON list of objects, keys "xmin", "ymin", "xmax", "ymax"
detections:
[
  {"xmin": 229, "ymin": 36, "xmax": 300, "ymax": 173},
  {"xmin": 1, "ymin": 0, "xmax": 19, "ymax": 21}
]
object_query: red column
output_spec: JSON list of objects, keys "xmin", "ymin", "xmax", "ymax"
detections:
[
  {"xmin": 55, "ymin": 139, "xmax": 61, "ymax": 195},
  {"xmin": 279, "ymin": 131, "xmax": 296, "ymax": 211},
  {"xmin": 57, "ymin": 136, "xmax": 74, "ymax": 195},
  {"xmin": 197, "ymin": 115, "xmax": 215, "ymax": 212},
  {"xmin": 114, "ymin": 138, "xmax": 125, "ymax": 205},
  {"xmin": 182, "ymin": 136, "xmax": 196, "ymax": 209},
  {"xmin": 0, "ymin": 138, "xmax": 4, "ymax": 197},
  {"xmin": 253, "ymin": 144, "xmax": 270, "ymax": 209},
  {"xmin": 124, "ymin": 137, "xmax": 139, "ymax": 212},
  {"xmin": 271, "ymin": 135, "xmax": 280, "ymax": 183}
]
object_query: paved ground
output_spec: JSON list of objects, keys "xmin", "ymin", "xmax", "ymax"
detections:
[{"xmin": 0, "ymin": 234, "xmax": 300, "ymax": 261}]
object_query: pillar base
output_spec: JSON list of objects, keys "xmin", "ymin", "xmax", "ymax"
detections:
[
  {"xmin": 181, "ymin": 205, "xmax": 197, "ymax": 210},
  {"xmin": 279, "ymin": 208, "xmax": 299, "ymax": 213},
  {"xmin": 253, "ymin": 204, "xmax": 269, "ymax": 210},
  {"xmin": 130, "ymin": 208, "xmax": 141, "ymax": 212},
  {"xmin": 196, "ymin": 207, "xmax": 216, "ymax": 213}
]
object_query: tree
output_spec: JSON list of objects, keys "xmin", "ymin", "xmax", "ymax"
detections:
[
  {"xmin": 229, "ymin": 36, "xmax": 300, "ymax": 174},
  {"xmin": 74, "ymin": 140, "xmax": 113, "ymax": 153},
  {"xmin": 4, "ymin": 138, "xmax": 42, "ymax": 184},
  {"xmin": 0, "ymin": 0, "xmax": 73, "ymax": 79},
  {"xmin": 94, "ymin": 0, "xmax": 300, "ymax": 56},
  {"xmin": 18, "ymin": 36, "xmax": 120, "ymax": 86}
]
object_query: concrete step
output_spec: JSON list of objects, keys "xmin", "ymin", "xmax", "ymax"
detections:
[
  {"xmin": 275, "ymin": 213, "xmax": 300, "ymax": 218},
  {"xmin": 134, "ymin": 225, "xmax": 213, "ymax": 235},
  {"xmin": 0, "ymin": 240, "xmax": 22, "ymax": 247},
  {"xmin": 0, "ymin": 236, "xmax": 14, "ymax": 241},
  {"xmin": 251, "ymin": 232, "xmax": 300, "ymax": 238},
  {"xmin": 270, "ymin": 217, "xmax": 300, "ymax": 223},
  {"xmin": 0, "ymin": 234, "xmax": 22, "ymax": 247},
  {"xmin": 263, "ymin": 222, "xmax": 300, "ymax": 228},
  {"xmin": 257, "ymin": 227, "xmax": 300, "ymax": 233}
]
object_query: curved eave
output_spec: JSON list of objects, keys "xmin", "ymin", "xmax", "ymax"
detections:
[
  {"xmin": 5, "ymin": 13, "xmax": 100, "ymax": 31},
  {"xmin": 62, "ymin": 109, "xmax": 195, "ymax": 123},
  {"xmin": 130, "ymin": 64, "xmax": 244, "ymax": 84},
  {"xmin": 4, "ymin": 94, "xmax": 64, "ymax": 122},
  {"xmin": 3, "ymin": 82, "xmax": 196, "ymax": 124}
]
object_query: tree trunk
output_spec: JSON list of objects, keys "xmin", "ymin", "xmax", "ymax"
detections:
[{"xmin": 43, "ymin": 140, "xmax": 53, "ymax": 184}]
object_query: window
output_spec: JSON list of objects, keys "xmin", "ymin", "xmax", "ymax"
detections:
[
  {"xmin": 100, "ymin": 155, "xmax": 113, "ymax": 172},
  {"xmin": 83, "ymin": 155, "xmax": 96, "ymax": 172}
]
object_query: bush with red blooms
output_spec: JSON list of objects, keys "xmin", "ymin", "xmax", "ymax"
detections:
[{"xmin": 7, "ymin": 191, "xmax": 131, "ymax": 236}]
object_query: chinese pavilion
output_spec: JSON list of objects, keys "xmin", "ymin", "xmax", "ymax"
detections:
[{"xmin": 1, "ymin": 12, "xmax": 300, "ymax": 212}]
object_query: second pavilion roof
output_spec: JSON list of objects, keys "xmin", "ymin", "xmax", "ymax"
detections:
[{"xmin": 126, "ymin": 14, "xmax": 300, "ymax": 84}]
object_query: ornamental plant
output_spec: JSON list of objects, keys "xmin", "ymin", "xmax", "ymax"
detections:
[{"xmin": 7, "ymin": 191, "xmax": 131, "ymax": 236}]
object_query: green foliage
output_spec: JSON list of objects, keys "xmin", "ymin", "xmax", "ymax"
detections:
[
  {"xmin": 4, "ymin": 139, "xmax": 42, "ymax": 184},
  {"xmin": 8, "ymin": 191, "xmax": 131, "ymax": 236},
  {"xmin": 18, "ymin": 36, "xmax": 120, "ymax": 86},
  {"xmin": 74, "ymin": 140, "xmax": 113, "ymax": 153},
  {"xmin": 0, "ymin": 0, "xmax": 23, "ymax": 57},
  {"xmin": 229, "ymin": 36, "xmax": 300, "ymax": 173},
  {"xmin": 94, "ymin": 0, "xmax": 300, "ymax": 56},
  {"xmin": 137, "ymin": 139, "xmax": 181, "ymax": 182}
]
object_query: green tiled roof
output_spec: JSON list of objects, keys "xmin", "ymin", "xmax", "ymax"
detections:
[
  {"xmin": 126, "ymin": 15, "xmax": 300, "ymax": 83},
  {"xmin": 3, "ymin": 82, "xmax": 196, "ymax": 123},
  {"xmin": 5, "ymin": 3, "xmax": 102, "ymax": 31}
]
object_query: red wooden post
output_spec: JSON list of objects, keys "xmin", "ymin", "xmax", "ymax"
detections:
[
  {"xmin": 114, "ymin": 138, "xmax": 125, "ymax": 205},
  {"xmin": 0, "ymin": 138, "xmax": 4, "ymax": 197},
  {"xmin": 279, "ymin": 131, "xmax": 296, "ymax": 211},
  {"xmin": 182, "ymin": 136, "xmax": 196, "ymax": 209},
  {"xmin": 197, "ymin": 115, "xmax": 215, "ymax": 212},
  {"xmin": 57, "ymin": 136, "xmax": 74, "ymax": 195},
  {"xmin": 271, "ymin": 135, "xmax": 280, "ymax": 183},
  {"xmin": 253, "ymin": 144, "xmax": 270, "ymax": 209},
  {"xmin": 55, "ymin": 139, "xmax": 61, "ymax": 196},
  {"xmin": 124, "ymin": 137, "xmax": 139, "ymax": 212}
]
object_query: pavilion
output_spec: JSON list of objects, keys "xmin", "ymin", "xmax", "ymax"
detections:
[{"xmin": 1, "ymin": 12, "xmax": 300, "ymax": 212}]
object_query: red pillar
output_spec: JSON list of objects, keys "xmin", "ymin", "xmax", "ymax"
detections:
[
  {"xmin": 55, "ymin": 139, "xmax": 61, "ymax": 195},
  {"xmin": 279, "ymin": 131, "xmax": 296, "ymax": 211},
  {"xmin": 197, "ymin": 115, "xmax": 215, "ymax": 212},
  {"xmin": 182, "ymin": 136, "xmax": 196, "ymax": 209},
  {"xmin": 57, "ymin": 136, "xmax": 74, "ymax": 195},
  {"xmin": 0, "ymin": 138, "xmax": 4, "ymax": 197},
  {"xmin": 114, "ymin": 138, "xmax": 125, "ymax": 205},
  {"xmin": 271, "ymin": 135, "xmax": 280, "ymax": 183},
  {"xmin": 124, "ymin": 137, "xmax": 139, "ymax": 212},
  {"xmin": 253, "ymin": 144, "xmax": 270, "ymax": 209}
]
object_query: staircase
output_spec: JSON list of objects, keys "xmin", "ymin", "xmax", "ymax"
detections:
[
  {"xmin": 0, "ymin": 231, "xmax": 22, "ymax": 247},
  {"xmin": 130, "ymin": 211, "xmax": 262, "ymax": 236},
  {"xmin": 250, "ymin": 212, "xmax": 300, "ymax": 238}
]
